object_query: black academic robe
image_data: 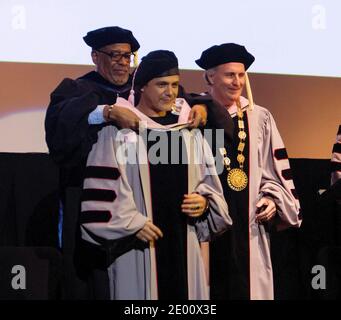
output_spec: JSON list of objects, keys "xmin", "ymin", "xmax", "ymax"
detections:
[{"xmin": 45, "ymin": 71, "xmax": 131, "ymax": 187}]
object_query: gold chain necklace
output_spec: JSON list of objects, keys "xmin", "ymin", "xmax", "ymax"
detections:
[{"xmin": 219, "ymin": 99, "xmax": 248, "ymax": 191}]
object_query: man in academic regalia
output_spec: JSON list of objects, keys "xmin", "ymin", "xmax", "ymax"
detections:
[
  {"xmin": 80, "ymin": 50, "xmax": 232, "ymax": 299},
  {"xmin": 45, "ymin": 26, "xmax": 141, "ymax": 188},
  {"xmin": 195, "ymin": 43, "xmax": 302, "ymax": 300}
]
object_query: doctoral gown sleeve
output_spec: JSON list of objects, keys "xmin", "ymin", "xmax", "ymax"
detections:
[
  {"xmin": 191, "ymin": 131, "xmax": 233, "ymax": 241},
  {"xmin": 80, "ymin": 126, "xmax": 148, "ymax": 245},
  {"xmin": 259, "ymin": 111, "xmax": 302, "ymax": 231},
  {"xmin": 45, "ymin": 78, "xmax": 116, "ymax": 167},
  {"xmin": 331, "ymin": 125, "xmax": 341, "ymax": 185}
]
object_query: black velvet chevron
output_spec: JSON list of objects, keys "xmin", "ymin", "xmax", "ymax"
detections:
[
  {"xmin": 332, "ymin": 143, "xmax": 341, "ymax": 154},
  {"xmin": 84, "ymin": 166, "xmax": 121, "ymax": 180},
  {"xmin": 81, "ymin": 189, "xmax": 117, "ymax": 202},
  {"xmin": 274, "ymin": 148, "xmax": 288, "ymax": 160},
  {"xmin": 282, "ymin": 168, "xmax": 293, "ymax": 180},
  {"xmin": 80, "ymin": 210, "xmax": 112, "ymax": 223}
]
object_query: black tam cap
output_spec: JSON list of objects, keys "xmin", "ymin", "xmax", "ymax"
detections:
[
  {"xmin": 134, "ymin": 50, "xmax": 179, "ymax": 88},
  {"xmin": 83, "ymin": 26, "xmax": 140, "ymax": 51},
  {"xmin": 195, "ymin": 43, "xmax": 255, "ymax": 70}
]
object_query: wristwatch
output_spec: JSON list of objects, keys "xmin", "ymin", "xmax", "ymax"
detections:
[{"xmin": 104, "ymin": 104, "xmax": 114, "ymax": 122}]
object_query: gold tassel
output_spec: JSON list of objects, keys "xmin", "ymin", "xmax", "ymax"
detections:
[
  {"xmin": 245, "ymin": 72, "xmax": 254, "ymax": 111},
  {"xmin": 133, "ymin": 51, "xmax": 138, "ymax": 68}
]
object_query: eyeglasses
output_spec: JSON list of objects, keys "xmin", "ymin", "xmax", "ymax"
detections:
[{"xmin": 96, "ymin": 49, "xmax": 135, "ymax": 62}]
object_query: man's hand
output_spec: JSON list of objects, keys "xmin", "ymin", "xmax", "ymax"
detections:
[
  {"xmin": 255, "ymin": 197, "xmax": 277, "ymax": 223},
  {"xmin": 104, "ymin": 104, "xmax": 141, "ymax": 130},
  {"xmin": 136, "ymin": 220, "xmax": 163, "ymax": 242},
  {"xmin": 181, "ymin": 193, "xmax": 208, "ymax": 218},
  {"xmin": 188, "ymin": 104, "xmax": 207, "ymax": 129}
]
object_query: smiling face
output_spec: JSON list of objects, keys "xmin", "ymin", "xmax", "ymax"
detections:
[
  {"xmin": 137, "ymin": 75, "xmax": 179, "ymax": 117},
  {"xmin": 91, "ymin": 43, "xmax": 132, "ymax": 85},
  {"xmin": 207, "ymin": 62, "xmax": 246, "ymax": 108}
]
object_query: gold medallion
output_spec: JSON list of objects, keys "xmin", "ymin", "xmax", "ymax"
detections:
[{"xmin": 227, "ymin": 168, "xmax": 248, "ymax": 191}]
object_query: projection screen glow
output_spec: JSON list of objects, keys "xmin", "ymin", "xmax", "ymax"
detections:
[{"xmin": 0, "ymin": 0, "xmax": 340, "ymax": 77}]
